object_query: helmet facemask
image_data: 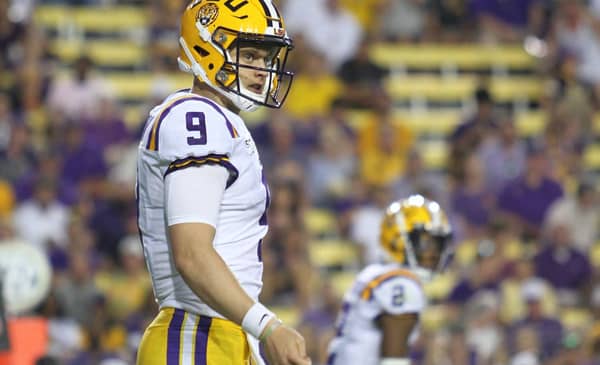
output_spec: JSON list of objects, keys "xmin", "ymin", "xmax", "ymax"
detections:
[
  {"xmin": 404, "ymin": 229, "xmax": 452, "ymax": 282},
  {"xmin": 220, "ymin": 34, "xmax": 294, "ymax": 109}
]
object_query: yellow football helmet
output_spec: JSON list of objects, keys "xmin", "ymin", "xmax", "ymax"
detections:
[
  {"xmin": 380, "ymin": 195, "xmax": 452, "ymax": 281},
  {"xmin": 178, "ymin": 0, "xmax": 294, "ymax": 112}
]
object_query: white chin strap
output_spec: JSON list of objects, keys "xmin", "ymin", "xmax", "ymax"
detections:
[{"xmin": 178, "ymin": 37, "xmax": 259, "ymax": 112}]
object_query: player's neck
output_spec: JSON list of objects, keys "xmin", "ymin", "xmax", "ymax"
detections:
[{"xmin": 191, "ymin": 80, "xmax": 241, "ymax": 114}]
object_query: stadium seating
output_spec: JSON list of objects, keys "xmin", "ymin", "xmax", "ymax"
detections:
[
  {"xmin": 370, "ymin": 43, "xmax": 535, "ymax": 71},
  {"xmin": 51, "ymin": 39, "xmax": 145, "ymax": 67},
  {"xmin": 35, "ymin": 5, "xmax": 148, "ymax": 35}
]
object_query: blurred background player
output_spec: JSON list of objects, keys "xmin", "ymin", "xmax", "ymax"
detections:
[
  {"xmin": 327, "ymin": 195, "xmax": 452, "ymax": 365},
  {"xmin": 135, "ymin": 1, "xmax": 309, "ymax": 365}
]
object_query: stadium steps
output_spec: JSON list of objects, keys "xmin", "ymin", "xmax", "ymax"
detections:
[
  {"xmin": 304, "ymin": 208, "xmax": 338, "ymax": 239},
  {"xmin": 35, "ymin": 5, "xmax": 148, "ymax": 34},
  {"xmin": 101, "ymin": 72, "xmax": 543, "ymax": 104},
  {"xmin": 308, "ymin": 239, "xmax": 359, "ymax": 270},
  {"xmin": 371, "ymin": 43, "xmax": 535, "ymax": 71},
  {"xmin": 51, "ymin": 39, "xmax": 146, "ymax": 68},
  {"xmin": 385, "ymin": 75, "xmax": 543, "ymax": 103}
]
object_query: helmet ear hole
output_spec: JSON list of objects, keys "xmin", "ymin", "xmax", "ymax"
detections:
[{"xmin": 193, "ymin": 46, "xmax": 210, "ymax": 57}]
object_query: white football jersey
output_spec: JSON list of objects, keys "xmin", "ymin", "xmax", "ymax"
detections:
[
  {"xmin": 136, "ymin": 89, "xmax": 269, "ymax": 318},
  {"xmin": 327, "ymin": 263, "xmax": 426, "ymax": 365}
]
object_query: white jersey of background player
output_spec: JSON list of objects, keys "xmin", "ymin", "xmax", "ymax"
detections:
[
  {"xmin": 136, "ymin": 1, "xmax": 310, "ymax": 365},
  {"xmin": 327, "ymin": 195, "xmax": 452, "ymax": 365}
]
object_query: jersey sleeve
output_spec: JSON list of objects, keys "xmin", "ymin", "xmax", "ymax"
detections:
[
  {"xmin": 151, "ymin": 98, "xmax": 239, "ymax": 187},
  {"xmin": 371, "ymin": 276, "xmax": 426, "ymax": 316}
]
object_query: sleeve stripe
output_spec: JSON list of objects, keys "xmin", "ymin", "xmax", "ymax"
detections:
[
  {"xmin": 164, "ymin": 154, "xmax": 239, "ymax": 188},
  {"xmin": 360, "ymin": 269, "xmax": 420, "ymax": 301},
  {"xmin": 146, "ymin": 95, "xmax": 239, "ymax": 151}
]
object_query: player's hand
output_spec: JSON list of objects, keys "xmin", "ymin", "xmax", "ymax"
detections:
[{"xmin": 261, "ymin": 320, "xmax": 311, "ymax": 365}]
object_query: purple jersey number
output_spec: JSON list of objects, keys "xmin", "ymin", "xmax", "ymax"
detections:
[{"xmin": 186, "ymin": 112, "xmax": 207, "ymax": 146}]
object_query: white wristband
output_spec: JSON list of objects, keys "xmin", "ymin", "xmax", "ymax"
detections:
[
  {"xmin": 380, "ymin": 359, "xmax": 411, "ymax": 365},
  {"xmin": 241, "ymin": 302, "xmax": 276, "ymax": 339}
]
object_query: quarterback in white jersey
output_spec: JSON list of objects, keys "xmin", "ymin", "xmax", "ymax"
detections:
[
  {"xmin": 136, "ymin": 1, "xmax": 309, "ymax": 365},
  {"xmin": 327, "ymin": 195, "xmax": 452, "ymax": 365}
]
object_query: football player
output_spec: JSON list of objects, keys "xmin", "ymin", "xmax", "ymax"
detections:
[
  {"xmin": 135, "ymin": 1, "xmax": 309, "ymax": 364},
  {"xmin": 326, "ymin": 195, "xmax": 453, "ymax": 365}
]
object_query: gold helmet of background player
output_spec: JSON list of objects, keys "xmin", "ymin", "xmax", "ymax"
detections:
[
  {"xmin": 178, "ymin": 0, "xmax": 294, "ymax": 112},
  {"xmin": 380, "ymin": 194, "xmax": 452, "ymax": 281}
]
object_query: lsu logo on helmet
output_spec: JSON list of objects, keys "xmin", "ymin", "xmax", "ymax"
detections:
[{"xmin": 197, "ymin": 3, "xmax": 219, "ymax": 26}]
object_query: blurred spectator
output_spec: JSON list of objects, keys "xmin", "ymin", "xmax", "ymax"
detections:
[
  {"xmin": 464, "ymin": 292, "xmax": 507, "ymax": 364},
  {"xmin": 0, "ymin": 178, "xmax": 14, "ymax": 218},
  {"xmin": 83, "ymin": 97, "xmax": 131, "ymax": 153},
  {"xmin": 547, "ymin": 332, "xmax": 592, "ymax": 365},
  {"xmin": 148, "ymin": 0, "xmax": 182, "ymax": 71},
  {"xmin": 284, "ymin": 0, "xmax": 362, "ymax": 70},
  {"xmin": 54, "ymin": 249, "xmax": 102, "ymax": 325},
  {"xmin": 552, "ymin": 0, "xmax": 600, "ymax": 92},
  {"xmin": 534, "ymin": 222, "xmax": 592, "ymax": 306},
  {"xmin": 0, "ymin": 122, "xmax": 35, "ymax": 184},
  {"xmin": 497, "ymin": 143, "xmax": 563, "ymax": 240},
  {"xmin": 545, "ymin": 182, "xmax": 599, "ymax": 253},
  {"xmin": 255, "ymin": 111, "xmax": 306, "ymax": 171},
  {"xmin": 377, "ymin": 0, "xmax": 429, "ymax": 42},
  {"xmin": 339, "ymin": 0, "xmax": 384, "ymax": 30},
  {"xmin": 0, "ymin": 0, "xmax": 27, "ymax": 69},
  {"xmin": 60, "ymin": 122, "xmax": 108, "ymax": 196},
  {"xmin": 447, "ymin": 240, "xmax": 507, "ymax": 305},
  {"xmin": 509, "ymin": 326, "xmax": 540, "ymax": 365},
  {"xmin": 499, "ymin": 262, "xmax": 559, "ymax": 324},
  {"xmin": 298, "ymin": 278, "xmax": 339, "ymax": 364},
  {"xmin": 541, "ymin": 117, "xmax": 585, "ymax": 183},
  {"xmin": 471, "ymin": 0, "xmax": 545, "ymax": 43},
  {"xmin": 348, "ymin": 186, "xmax": 392, "ymax": 265},
  {"xmin": 507, "ymin": 277, "xmax": 564, "ymax": 361},
  {"xmin": 46, "ymin": 55, "xmax": 114, "ymax": 121},
  {"xmin": 0, "ymin": 92, "xmax": 16, "ymax": 151},
  {"xmin": 336, "ymin": 36, "xmax": 389, "ymax": 109},
  {"xmin": 36, "ymin": 291, "xmax": 86, "ymax": 363},
  {"xmin": 261, "ymin": 174, "xmax": 312, "ymax": 307},
  {"xmin": 307, "ymin": 122, "xmax": 356, "ymax": 206},
  {"xmin": 94, "ymin": 229, "xmax": 151, "ymax": 321},
  {"xmin": 429, "ymin": 0, "xmax": 471, "ymax": 42},
  {"xmin": 544, "ymin": 53, "xmax": 594, "ymax": 139},
  {"xmin": 15, "ymin": 151, "xmax": 78, "ymax": 205},
  {"xmin": 357, "ymin": 94, "xmax": 414, "ymax": 187},
  {"xmin": 391, "ymin": 148, "xmax": 447, "ymax": 206},
  {"xmin": 283, "ymin": 49, "xmax": 343, "ymax": 120},
  {"xmin": 449, "ymin": 87, "xmax": 497, "ymax": 182},
  {"xmin": 450, "ymin": 155, "xmax": 495, "ymax": 239},
  {"xmin": 477, "ymin": 112, "xmax": 527, "ymax": 194},
  {"xmin": 12, "ymin": 177, "xmax": 69, "ymax": 251}
]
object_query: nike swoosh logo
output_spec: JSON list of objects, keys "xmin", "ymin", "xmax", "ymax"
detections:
[
  {"xmin": 233, "ymin": 15, "xmax": 248, "ymax": 19},
  {"xmin": 259, "ymin": 314, "xmax": 269, "ymax": 326}
]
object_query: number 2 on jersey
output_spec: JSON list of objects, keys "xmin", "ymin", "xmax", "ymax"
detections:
[
  {"xmin": 392, "ymin": 285, "xmax": 405, "ymax": 306},
  {"xmin": 186, "ymin": 112, "xmax": 207, "ymax": 146}
]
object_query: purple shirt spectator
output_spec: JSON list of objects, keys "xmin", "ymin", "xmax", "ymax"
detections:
[
  {"xmin": 83, "ymin": 118, "xmax": 131, "ymax": 151},
  {"xmin": 451, "ymin": 188, "xmax": 492, "ymax": 228},
  {"xmin": 447, "ymin": 279, "xmax": 500, "ymax": 304},
  {"xmin": 497, "ymin": 176, "xmax": 563, "ymax": 228},
  {"xmin": 470, "ymin": 0, "xmax": 538, "ymax": 27},
  {"xmin": 61, "ymin": 124, "xmax": 107, "ymax": 185},
  {"xmin": 534, "ymin": 246, "xmax": 591, "ymax": 291},
  {"xmin": 509, "ymin": 316, "xmax": 563, "ymax": 361},
  {"xmin": 477, "ymin": 117, "xmax": 526, "ymax": 194}
]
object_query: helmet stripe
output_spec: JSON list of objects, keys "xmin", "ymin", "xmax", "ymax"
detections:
[{"xmin": 257, "ymin": 0, "xmax": 281, "ymax": 28}]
